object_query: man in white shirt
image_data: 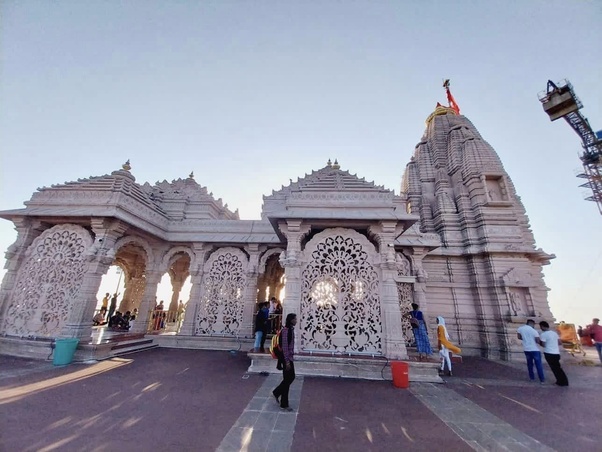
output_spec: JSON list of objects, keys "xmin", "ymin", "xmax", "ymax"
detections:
[
  {"xmin": 539, "ymin": 321, "xmax": 569, "ymax": 387},
  {"xmin": 517, "ymin": 319, "xmax": 545, "ymax": 383}
]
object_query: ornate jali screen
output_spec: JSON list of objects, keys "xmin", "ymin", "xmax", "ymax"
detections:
[{"xmin": 300, "ymin": 229, "xmax": 382, "ymax": 355}]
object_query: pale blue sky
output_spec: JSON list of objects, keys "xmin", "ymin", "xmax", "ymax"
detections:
[{"xmin": 1, "ymin": 1, "xmax": 600, "ymax": 325}]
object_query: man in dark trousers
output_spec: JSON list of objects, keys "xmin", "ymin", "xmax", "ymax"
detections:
[
  {"xmin": 539, "ymin": 321, "xmax": 569, "ymax": 387},
  {"xmin": 107, "ymin": 292, "xmax": 119, "ymax": 323},
  {"xmin": 273, "ymin": 313, "xmax": 297, "ymax": 411}
]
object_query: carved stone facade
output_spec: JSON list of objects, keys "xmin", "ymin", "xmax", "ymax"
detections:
[
  {"xmin": 0, "ymin": 108, "xmax": 554, "ymax": 364},
  {"xmin": 401, "ymin": 106, "xmax": 554, "ymax": 359}
]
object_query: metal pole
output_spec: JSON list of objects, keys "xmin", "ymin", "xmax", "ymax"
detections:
[{"xmin": 115, "ymin": 267, "xmax": 123, "ymax": 294}]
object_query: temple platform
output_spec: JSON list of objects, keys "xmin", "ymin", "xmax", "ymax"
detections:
[
  {"xmin": 247, "ymin": 351, "xmax": 443, "ymax": 383},
  {"xmin": 0, "ymin": 327, "xmax": 158, "ymax": 363}
]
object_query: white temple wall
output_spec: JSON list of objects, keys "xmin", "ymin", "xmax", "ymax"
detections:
[
  {"xmin": 1, "ymin": 224, "xmax": 94, "ymax": 338},
  {"xmin": 0, "ymin": 219, "xmax": 46, "ymax": 330},
  {"xmin": 194, "ymin": 246, "xmax": 249, "ymax": 337}
]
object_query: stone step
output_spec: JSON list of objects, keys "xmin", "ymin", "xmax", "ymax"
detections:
[
  {"xmin": 247, "ymin": 352, "xmax": 443, "ymax": 383},
  {"xmin": 110, "ymin": 340, "xmax": 158, "ymax": 357}
]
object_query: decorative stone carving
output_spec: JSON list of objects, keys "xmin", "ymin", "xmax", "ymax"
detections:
[
  {"xmin": 395, "ymin": 253, "xmax": 412, "ymax": 276},
  {"xmin": 195, "ymin": 247, "xmax": 248, "ymax": 336},
  {"xmin": 397, "ymin": 282, "xmax": 414, "ymax": 344},
  {"xmin": 300, "ymin": 229, "xmax": 381, "ymax": 354},
  {"xmin": 2, "ymin": 224, "xmax": 93, "ymax": 337}
]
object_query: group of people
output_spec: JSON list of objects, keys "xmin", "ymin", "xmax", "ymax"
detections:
[
  {"xmin": 517, "ymin": 317, "xmax": 602, "ymax": 386},
  {"xmin": 253, "ymin": 297, "xmax": 283, "ymax": 352},
  {"xmin": 92, "ymin": 292, "xmax": 137, "ymax": 331},
  {"xmin": 262, "ymin": 305, "xmax": 602, "ymax": 414},
  {"xmin": 408, "ymin": 303, "xmax": 461, "ymax": 376},
  {"xmin": 517, "ymin": 319, "xmax": 569, "ymax": 386},
  {"xmin": 93, "ymin": 307, "xmax": 136, "ymax": 331}
]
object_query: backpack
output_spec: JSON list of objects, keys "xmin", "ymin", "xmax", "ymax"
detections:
[
  {"xmin": 409, "ymin": 311, "xmax": 420, "ymax": 328},
  {"xmin": 269, "ymin": 329, "xmax": 284, "ymax": 360}
]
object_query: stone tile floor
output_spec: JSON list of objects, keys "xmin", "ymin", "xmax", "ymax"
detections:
[{"xmin": 1, "ymin": 348, "xmax": 600, "ymax": 451}]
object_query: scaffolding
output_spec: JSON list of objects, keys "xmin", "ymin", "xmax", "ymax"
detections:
[{"xmin": 538, "ymin": 80, "xmax": 602, "ymax": 215}]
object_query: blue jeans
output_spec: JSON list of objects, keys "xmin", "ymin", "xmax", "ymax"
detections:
[
  {"xmin": 254, "ymin": 331, "xmax": 263, "ymax": 350},
  {"xmin": 524, "ymin": 351, "xmax": 545, "ymax": 382},
  {"xmin": 596, "ymin": 342, "xmax": 602, "ymax": 364}
]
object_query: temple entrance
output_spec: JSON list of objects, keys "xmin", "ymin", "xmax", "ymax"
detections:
[
  {"xmin": 151, "ymin": 252, "xmax": 191, "ymax": 333},
  {"xmin": 257, "ymin": 250, "xmax": 285, "ymax": 333},
  {"xmin": 300, "ymin": 228, "xmax": 382, "ymax": 355}
]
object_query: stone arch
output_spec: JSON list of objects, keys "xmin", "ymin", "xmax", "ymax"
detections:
[
  {"xmin": 159, "ymin": 246, "xmax": 194, "ymax": 313},
  {"xmin": 161, "ymin": 246, "xmax": 196, "ymax": 274},
  {"xmin": 113, "ymin": 235, "xmax": 155, "ymax": 269},
  {"xmin": 257, "ymin": 248, "xmax": 286, "ymax": 302},
  {"xmin": 258, "ymin": 248, "xmax": 285, "ymax": 274},
  {"xmin": 2, "ymin": 224, "xmax": 94, "ymax": 337},
  {"xmin": 195, "ymin": 247, "xmax": 249, "ymax": 336},
  {"xmin": 300, "ymin": 228, "xmax": 382, "ymax": 355},
  {"xmin": 111, "ymin": 236, "xmax": 155, "ymax": 313}
]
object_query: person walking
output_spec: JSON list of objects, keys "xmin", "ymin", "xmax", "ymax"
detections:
[
  {"xmin": 539, "ymin": 321, "xmax": 568, "ymax": 387},
  {"xmin": 436, "ymin": 316, "xmax": 461, "ymax": 376},
  {"xmin": 273, "ymin": 313, "xmax": 297, "ymax": 411},
  {"xmin": 409, "ymin": 303, "xmax": 432, "ymax": 360},
  {"xmin": 517, "ymin": 319, "xmax": 545, "ymax": 384}
]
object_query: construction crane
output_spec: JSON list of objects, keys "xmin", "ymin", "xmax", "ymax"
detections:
[{"xmin": 539, "ymin": 80, "xmax": 602, "ymax": 215}]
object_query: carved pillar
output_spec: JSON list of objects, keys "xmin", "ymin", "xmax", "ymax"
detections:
[
  {"xmin": 0, "ymin": 219, "xmax": 46, "ymax": 329},
  {"xmin": 370, "ymin": 221, "xmax": 409, "ymax": 360},
  {"xmin": 61, "ymin": 219, "xmax": 127, "ymax": 338},
  {"xmin": 121, "ymin": 273, "xmax": 146, "ymax": 314},
  {"xmin": 240, "ymin": 244, "xmax": 260, "ymax": 338},
  {"xmin": 169, "ymin": 277, "xmax": 184, "ymax": 312},
  {"xmin": 256, "ymin": 277, "xmax": 268, "ymax": 302},
  {"xmin": 180, "ymin": 244, "xmax": 209, "ymax": 336},
  {"xmin": 130, "ymin": 270, "xmax": 162, "ymax": 334},
  {"xmin": 279, "ymin": 221, "xmax": 310, "ymax": 349},
  {"xmin": 410, "ymin": 247, "xmax": 435, "ymax": 338}
]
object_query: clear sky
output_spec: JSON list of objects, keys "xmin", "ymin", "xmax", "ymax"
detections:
[{"xmin": 1, "ymin": 1, "xmax": 600, "ymax": 325}]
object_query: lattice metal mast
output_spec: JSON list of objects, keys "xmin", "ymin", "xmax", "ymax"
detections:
[{"xmin": 539, "ymin": 80, "xmax": 602, "ymax": 215}]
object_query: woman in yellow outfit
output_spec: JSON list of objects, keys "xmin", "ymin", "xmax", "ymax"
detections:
[{"xmin": 437, "ymin": 316, "xmax": 461, "ymax": 376}]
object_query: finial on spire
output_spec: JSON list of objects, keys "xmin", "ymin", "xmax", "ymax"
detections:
[
  {"xmin": 443, "ymin": 79, "xmax": 460, "ymax": 114},
  {"xmin": 332, "ymin": 159, "xmax": 340, "ymax": 170},
  {"xmin": 327, "ymin": 158, "xmax": 332, "ymax": 167},
  {"xmin": 189, "ymin": 171, "xmax": 195, "ymax": 179},
  {"xmin": 122, "ymin": 159, "xmax": 131, "ymax": 171}
]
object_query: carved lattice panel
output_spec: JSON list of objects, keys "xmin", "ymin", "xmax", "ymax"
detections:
[
  {"xmin": 397, "ymin": 282, "xmax": 414, "ymax": 345},
  {"xmin": 300, "ymin": 229, "xmax": 381, "ymax": 354},
  {"xmin": 195, "ymin": 248, "xmax": 247, "ymax": 336},
  {"xmin": 2, "ymin": 225, "xmax": 92, "ymax": 337}
]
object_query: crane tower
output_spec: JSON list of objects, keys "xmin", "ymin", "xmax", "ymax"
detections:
[{"xmin": 539, "ymin": 80, "xmax": 602, "ymax": 215}]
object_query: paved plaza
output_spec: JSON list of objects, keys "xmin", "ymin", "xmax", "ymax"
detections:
[{"xmin": 1, "ymin": 348, "xmax": 600, "ymax": 452}]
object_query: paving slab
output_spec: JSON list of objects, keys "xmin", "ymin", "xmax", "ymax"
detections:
[
  {"xmin": 292, "ymin": 377, "xmax": 470, "ymax": 451},
  {"xmin": 1, "ymin": 350, "xmax": 600, "ymax": 452},
  {"xmin": 0, "ymin": 349, "xmax": 263, "ymax": 452}
]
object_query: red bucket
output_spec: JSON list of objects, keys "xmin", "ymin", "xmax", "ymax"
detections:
[{"xmin": 391, "ymin": 361, "xmax": 409, "ymax": 389}]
